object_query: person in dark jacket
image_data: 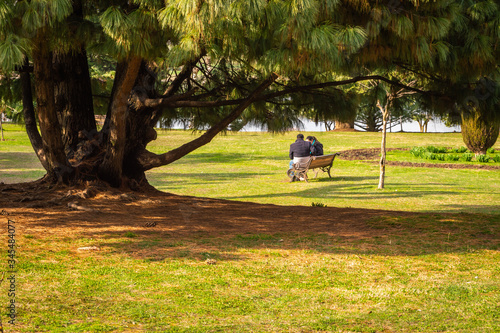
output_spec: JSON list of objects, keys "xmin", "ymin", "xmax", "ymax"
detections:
[
  {"xmin": 289, "ymin": 133, "xmax": 312, "ymax": 160},
  {"xmin": 288, "ymin": 134, "xmax": 312, "ymax": 174},
  {"xmin": 306, "ymin": 136, "xmax": 324, "ymax": 156}
]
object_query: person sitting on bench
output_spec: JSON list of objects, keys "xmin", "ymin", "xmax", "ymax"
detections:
[
  {"xmin": 306, "ymin": 136, "xmax": 324, "ymax": 156},
  {"xmin": 289, "ymin": 133, "xmax": 312, "ymax": 172}
]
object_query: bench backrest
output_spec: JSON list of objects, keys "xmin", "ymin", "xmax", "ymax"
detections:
[{"xmin": 308, "ymin": 153, "xmax": 338, "ymax": 169}]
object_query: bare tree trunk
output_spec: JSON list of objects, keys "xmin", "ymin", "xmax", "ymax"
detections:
[
  {"xmin": 123, "ymin": 61, "xmax": 159, "ymax": 182},
  {"xmin": 325, "ymin": 121, "xmax": 333, "ymax": 131},
  {"xmin": 98, "ymin": 56, "xmax": 142, "ymax": 187},
  {"xmin": 335, "ymin": 120, "xmax": 355, "ymax": 130},
  {"xmin": 32, "ymin": 30, "xmax": 73, "ymax": 182},
  {"xmin": 19, "ymin": 59, "xmax": 50, "ymax": 171},
  {"xmin": 377, "ymin": 100, "xmax": 389, "ymax": 189},
  {"xmin": 53, "ymin": 47, "xmax": 96, "ymax": 153},
  {"xmin": 0, "ymin": 112, "xmax": 3, "ymax": 141}
]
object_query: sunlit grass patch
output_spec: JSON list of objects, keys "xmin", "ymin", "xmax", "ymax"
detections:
[{"xmin": 10, "ymin": 224, "xmax": 500, "ymax": 332}]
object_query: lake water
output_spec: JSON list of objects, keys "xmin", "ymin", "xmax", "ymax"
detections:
[
  {"xmin": 240, "ymin": 118, "xmax": 461, "ymax": 133},
  {"xmin": 163, "ymin": 118, "xmax": 461, "ymax": 133}
]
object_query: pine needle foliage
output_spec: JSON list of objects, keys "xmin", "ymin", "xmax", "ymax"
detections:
[{"xmin": 0, "ymin": 0, "xmax": 498, "ymax": 149}]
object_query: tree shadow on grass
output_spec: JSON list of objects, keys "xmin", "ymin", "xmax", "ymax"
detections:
[
  {"xmin": 0, "ymin": 152, "xmax": 43, "ymax": 170},
  {"xmin": 75, "ymin": 212, "xmax": 500, "ymax": 262},
  {"xmin": 222, "ymin": 181, "xmax": 463, "ymax": 201},
  {"xmin": 169, "ymin": 152, "xmax": 260, "ymax": 165},
  {"xmin": 9, "ymin": 190, "xmax": 498, "ymax": 262},
  {"xmin": 311, "ymin": 175, "xmax": 379, "ymax": 182},
  {"xmin": 148, "ymin": 171, "xmax": 273, "ymax": 186}
]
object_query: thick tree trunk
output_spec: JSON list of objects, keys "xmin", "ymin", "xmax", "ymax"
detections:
[
  {"xmin": 121, "ymin": 59, "xmax": 204, "ymax": 183},
  {"xmin": 32, "ymin": 31, "xmax": 73, "ymax": 182},
  {"xmin": 335, "ymin": 120, "xmax": 355, "ymax": 130},
  {"xmin": 19, "ymin": 59, "xmax": 50, "ymax": 171},
  {"xmin": 101, "ymin": 62, "xmax": 127, "ymax": 144},
  {"xmin": 53, "ymin": 48, "xmax": 97, "ymax": 154},
  {"xmin": 98, "ymin": 56, "xmax": 142, "ymax": 187},
  {"xmin": 123, "ymin": 62, "xmax": 159, "ymax": 182},
  {"xmin": 367, "ymin": 116, "xmax": 379, "ymax": 132}
]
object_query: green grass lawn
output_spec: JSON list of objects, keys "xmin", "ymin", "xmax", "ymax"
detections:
[
  {"xmin": 13, "ymin": 223, "xmax": 500, "ymax": 332},
  {"xmin": 2, "ymin": 124, "xmax": 499, "ymax": 214},
  {"xmin": 144, "ymin": 129, "xmax": 500, "ymax": 214},
  {"xmin": 1, "ymin": 124, "xmax": 499, "ymax": 332}
]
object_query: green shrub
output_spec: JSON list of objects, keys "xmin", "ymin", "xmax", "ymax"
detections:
[
  {"xmin": 461, "ymin": 153, "xmax": 474, "ymax": 162},
  {"xmin": 410, "ymin": 147, "xmax": 425, "ymax": 158},
  {"xmin": 452, "ymin": 147, "xmax": 468, "ymax": 154},
  {"xmin": 425, "ymin": 146, "xmax": 436, "ymax": 153},
  {"xmin": 445, "ymin": 154, "xmax": 460, "ymax": 161},
  {"xmin": 425, "ymin": 152, "xmax": 437, "ymax": 160},
  {"xmin": 476, "ymin": 154, "xmax": 490, "ymax": 163},
  {"xmin": 492, "ymin": 155, "xmax": 500, "ymax": 163},
  {"xmin": 410, "ymin": 146, "xmax": 485, "ymax": 163},
  {"xmin": 461, "ymin": 110, "xmax": 500, "ymax": 154},
  {"xmin": 426, "ymin": 146, "xmax": 447, "ymax": 154},
  {"xmin": 487, "ymin": 148, "xmax": 495, "ymax": 154},
  {"xmin": 311, "ymin": 202, "xmax": 327, "ymax": 207}
]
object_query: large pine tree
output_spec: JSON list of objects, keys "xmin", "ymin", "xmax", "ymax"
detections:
[{"xmin": 0, "ymin": 0, "xmax": 498, "ymax": 187}]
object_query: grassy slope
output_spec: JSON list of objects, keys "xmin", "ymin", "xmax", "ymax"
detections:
[{"xmin": 1, "ymin": 124, "xmax": 499, "ymax": 332}]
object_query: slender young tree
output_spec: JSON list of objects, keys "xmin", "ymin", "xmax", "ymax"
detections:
[
  {"xmin": 0, "ymin": 109, "xmax": 3, "ymax": 141},
  {"xmin": 374, "ymin": 80, "xmax": 417, "ymax": 189}
]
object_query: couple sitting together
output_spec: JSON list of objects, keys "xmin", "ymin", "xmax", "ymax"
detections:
[{"xmin": 288, "ymin": 133, "xmax": 324, "ymax": 170}]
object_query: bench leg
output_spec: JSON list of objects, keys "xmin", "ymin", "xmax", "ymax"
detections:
[
  {"xmin": 294, "ymin": 171, "xmax": 307, "ymax": 182},
  {"xmin": 288, "ymin": 168, "xmax": 307, "ymax": 182}
]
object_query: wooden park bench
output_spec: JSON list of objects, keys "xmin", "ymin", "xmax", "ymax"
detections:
[{"xmin": 287, "ymin": 153, "xmax": 341, "ymax": 182}]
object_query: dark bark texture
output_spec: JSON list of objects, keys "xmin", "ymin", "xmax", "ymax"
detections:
[
  {"xmin": 19, "ymin": 58, "xmax": 50, "ymax": 171},
  {"xmin": 32, "ymin": 30, "xmax": 73, "ymax": 182},
  {"xmin": 98, "ymin": 56, "xmax": 142, "ymax": 187},
  {"xmin": 53, "ymin": 48, "xmax": 97, "ymax": 154}
]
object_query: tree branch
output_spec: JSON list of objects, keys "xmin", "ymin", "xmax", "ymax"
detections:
[
  {"xmin": 163, "ymin": 53, "xmax": 204, "ymax": 97},
  {"xmin": 138, "ymin": 73, "xmax": 278, "ymax": 171},
  {"xmin": 142, "ymin": 75, "xmax": 438, "ymax": 110}
]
